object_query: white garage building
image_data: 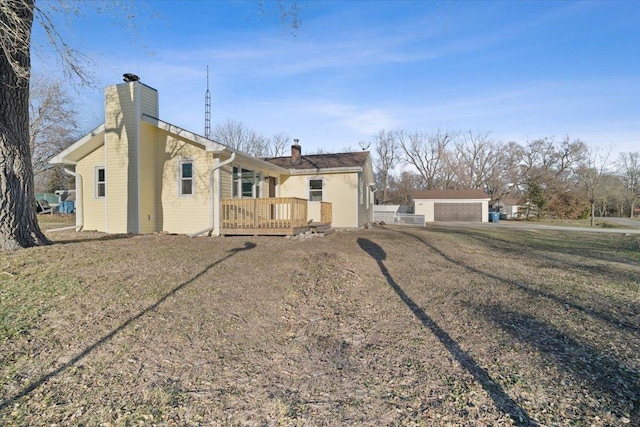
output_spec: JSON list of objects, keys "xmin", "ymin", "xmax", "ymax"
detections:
[{"xmin": 413, "ymin": 189, "xmax": 491, "ymax": 223}]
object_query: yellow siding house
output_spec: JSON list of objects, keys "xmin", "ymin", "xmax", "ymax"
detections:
[{"xmin": 50, "ymin": 77, "xmax": 375, "ymax": 236}]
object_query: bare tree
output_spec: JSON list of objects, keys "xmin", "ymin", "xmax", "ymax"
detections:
[
  {"xmin": 213, "ymin": 118, "xmax": 267, "ymax": 157},
  {"xmin": 398, "ymin": 128, "xmax": 455, "ymax": 190},
  {"xmin": 453, "ymin": 130, "xmax": 502, "ymax": 191},
  {"xmin": 597, "ymin": 173, "xmax": 626, "ymax": 217},
  {"xmin": 307, "ymin": 145, "xmax": 357, "ymax": 155},
  {"xmin": 577, "ymin": 145, "xmax": 612, "ymax": 227},
  {"xmin": 617, "ymin": 152, "xmax": 640, "ymax": 218},
  {"xmin": 29, "ymin": 77, "xmax": 78, "ymax": 183},
  {"xmin": 485, "ymin": 141, "xmax": 524, "ymax": 202},
  {"xmin": 387, "ymin": 169, "xmax": 425, "ymax": 205},
  {"xmin": 520, "ymin": 137, "xmax": 588, "ymax": 219},
  {"xmin": 264, "ymin": 131, "xmax": 290, "ymax": 157},
  {"xmin": 373, "ymin": 130, "xmax": 398, "ymax": 203}
]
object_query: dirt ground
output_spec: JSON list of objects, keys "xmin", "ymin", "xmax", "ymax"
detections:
[{"xmin": 1, "ymin": 221, "xmax": 639, "ymax": 426}]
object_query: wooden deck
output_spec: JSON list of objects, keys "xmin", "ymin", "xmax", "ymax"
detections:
[{"xmin": 221, "ymin": 198, "xmax": 332, "ymax": 236}]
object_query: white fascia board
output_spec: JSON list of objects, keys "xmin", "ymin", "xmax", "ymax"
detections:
[
  {"xmin": 49, "ymin": 123, "xmax": 106, "ymax": 165},
  {"xmin": 287, "ymin": 166, "xmax": 363, "ymax": 175}
]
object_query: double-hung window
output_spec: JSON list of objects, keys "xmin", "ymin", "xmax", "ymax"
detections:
[
  {"xmin": 179, "ymin": 161, "xmax": 193, "ymax": 196},
  {"xmin": 309, "ymin": 179, "xmax": 323, "ymax": 201},
  {"xmin": 96, "ymin": 167, "xmax": 106, "ymax": 198}
]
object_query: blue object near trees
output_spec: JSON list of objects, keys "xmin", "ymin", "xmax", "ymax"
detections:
[{"xmin": 57, "ymin": 201, "xmax": 75, "ymax": 214}]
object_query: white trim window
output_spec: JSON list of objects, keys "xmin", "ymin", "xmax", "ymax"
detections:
[
  {"xmin": 95, "ymin": 167, "xmax": 106, "ymax": 198},
  {"xmin": 179, "ymin": 160, "xmax": 194, "ymax": 196},
  {"xmin": 309, "ymin": 178, "xmax": 323, "ymax": 202},
  {"xmin": 232, "ymin": 166, "xmax": 259, "ymax": 198}
]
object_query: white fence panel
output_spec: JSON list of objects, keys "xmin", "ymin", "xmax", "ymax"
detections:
[
  {"xmin": 374, "ymin": 209, "xmax": 425, "ymax": 226},
  {"xmin": 374, "ymin": 212, "xmax": 397, "ymax": 223},
  {"xmin": 397, "ymin": 213, "xmax": 425, "ymax": 226}
]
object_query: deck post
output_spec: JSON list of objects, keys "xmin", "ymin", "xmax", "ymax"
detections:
[{"xmin": 253, "ymin": 198, "xmax": 257, "ymax": 229}]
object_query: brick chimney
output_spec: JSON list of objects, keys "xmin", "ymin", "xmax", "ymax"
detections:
[{"xmin": 291, "ymin": 139, "xmax": 301, "ymax": 164}]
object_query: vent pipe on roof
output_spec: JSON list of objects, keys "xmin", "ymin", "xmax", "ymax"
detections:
[{"xmin": 291, "ymin": 139, "xmax": 301, "ymax": 163}]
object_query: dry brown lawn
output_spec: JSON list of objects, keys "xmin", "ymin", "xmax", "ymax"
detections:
[{"xmin": 1, "ymin": 219, "xmax": 639, "ymax": 426}]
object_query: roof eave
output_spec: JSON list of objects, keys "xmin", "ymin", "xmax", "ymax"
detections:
[
  {"xmin": 49, "ymin": 123, "xmax": 106, "ymax": 165},
  {"xmin": 287, "ymin": 166, "xmax": 364, "ymax": 174},
  {"xmin": 231, "ymin": 150, "xmax": 290, "ymax": 175},
  {"xmin": 142, "ymin": 114, "xmax": 226, "ymax": 152}
]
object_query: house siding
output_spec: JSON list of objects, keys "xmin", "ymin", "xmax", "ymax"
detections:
[
  {"xmin": 220, "ymin": 164, "xmax": 233, "ymax": 199},
  {"xmin": 140, "ymin": 84, "xmax": 159, "ymax": 118},
  {"xmin": 156, "ymin": 130, "xmax": 213, "ymax": 234},
  {"xmin": 138, "ymin": 122, "xmax": 158, "ymax": 233},
  {"xmin": 76, "ymin": 143, "xmax": 106, "ymax": 231},
  {"xmin": 279, "ymin": 172, "xmax": 358, "ymax": 227},
  {"xmin": 104, "ymin": 84, "xmax": 136, "ymax": 233},
  {"xmin": 357, "ymin": 155, "xmax": 375, "ymax": 226}
]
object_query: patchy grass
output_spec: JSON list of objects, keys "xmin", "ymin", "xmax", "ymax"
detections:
[
  {"xmin": 518, "ymin": 217, "xmax": 632, "ymax": 229},
  {"xmin": 0, "ymin": 224, "xmax": 638, "ymax": 426},
  {"xmin": 36, "ymin": 214, "xmax": 76, "ymax": 231}
]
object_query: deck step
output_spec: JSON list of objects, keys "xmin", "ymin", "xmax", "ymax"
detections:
[
  {"xmin": 317, "ymin": 227, "xmax": 335, "ymax": 236},
  {"xmin": 309, "ymin": 222, "xmax": 331, "ymax": 233}
]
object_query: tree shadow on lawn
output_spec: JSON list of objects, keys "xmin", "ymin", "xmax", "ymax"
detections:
[
  {"xmin": 357, "ymin": 237, "xmax": 536, "ymax": 426},
  {"xmin": 0, "ymin": 241, "xmax": 257, "ymax": 410},
  {"xmin": 473, "ymin": 303, "xmax": 640, "ymax": 422},
  {"xmin": 48, "ymin": 232, "xmax": 139, "ymax": 245},
  {"xmin": 395, "ymin": 229, "xmax": 639, "ymax": 334}
]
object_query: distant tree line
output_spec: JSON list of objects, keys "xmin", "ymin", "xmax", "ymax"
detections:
[{"xmin": 371, "ymin": 129, "xmax": 640, "ymax": 221}]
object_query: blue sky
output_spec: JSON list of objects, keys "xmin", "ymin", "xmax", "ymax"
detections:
[{"xmin": 32, "ymin": 0, "xmax": 639, "ymax": 156}]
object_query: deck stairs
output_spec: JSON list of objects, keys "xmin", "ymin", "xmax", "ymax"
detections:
[{"xmin": 309, "ymin": 222, "xmax": 334, "ymax": 236}]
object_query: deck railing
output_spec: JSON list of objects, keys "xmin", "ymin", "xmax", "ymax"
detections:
[{"xmin": 221, "ymin": 197, "xmax": 309, "ymax": 233}]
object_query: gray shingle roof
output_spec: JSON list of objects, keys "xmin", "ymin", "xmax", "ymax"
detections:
[{"xmin": 264, "ymin": 151, "xmax": 369, "ymax": 170}]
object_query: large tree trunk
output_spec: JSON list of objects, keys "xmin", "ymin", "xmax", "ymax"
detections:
[{"xmin": 0, "ymin": 0, "xmax": 50, "ymax": 250}]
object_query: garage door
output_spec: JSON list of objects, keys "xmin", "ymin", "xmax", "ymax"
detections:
[{"xmin": 434, "ymin": 203, "xmax": 482, "ymax": 222}]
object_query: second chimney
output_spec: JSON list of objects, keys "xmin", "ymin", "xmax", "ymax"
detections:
[{"xmin": 291, "ymin": 139, "xmax": 301, "ymax": 163}]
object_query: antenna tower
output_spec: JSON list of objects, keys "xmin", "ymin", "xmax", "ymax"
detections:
[{"xmin": 204, "ymin": 65, "xmax": 211, "ymax": 139}]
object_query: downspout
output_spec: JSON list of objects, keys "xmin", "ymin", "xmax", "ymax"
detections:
[
  {"xmin": 189, "ymin": 152, "xmax": 236, "ymax": 238},
  {"xmin": 63, "ymin": 168, "xmax": 83, "ymax": 231},
  {"xmin": 369, "ymin": 183, "xmax": 377, "ymax": 223}
]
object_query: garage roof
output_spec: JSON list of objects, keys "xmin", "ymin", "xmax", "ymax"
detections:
[{"xmin": 413, "ymin": 189, "xmax": 490, "ymax": 200}]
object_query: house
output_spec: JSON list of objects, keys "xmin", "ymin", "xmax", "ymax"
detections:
[
  {"xmin": 264, "ymin": 148, "xmax": 375, "ymax": 228},
  {"xmin": 50, "ymin": 78, "xmax": 375, "ymax": 236},
  {"xmin": 412, "ymin": 189, "xmax": 491, "ymax": 223},
  {"xmin": 491, "ymin": 196, "xmax": 524, "ymax": 219}
]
